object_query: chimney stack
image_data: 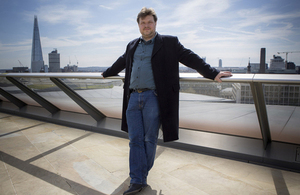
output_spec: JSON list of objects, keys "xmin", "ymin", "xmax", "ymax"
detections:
[{"xmin": 259, "ymin": 48, "xmax": 266, "ymax": 73}]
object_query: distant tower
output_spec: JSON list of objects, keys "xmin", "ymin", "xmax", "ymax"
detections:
[
  {"xmin": 247, "ymin": 58, "xmax": 251, "ymax": 73},
  {"xmin": 218, "ymin": 59, "xmax": 222, "ymax": 68},
  {"xmin": 49, "ymin": 49, "xmax": 61, "ymax": 72},
  {"xmin": 31, "ymin": 15, "xmax": 44, "ymax": 72},
  {"xmin": 259, "ymin": 48, "xmax": 266, "ymax": 73}
]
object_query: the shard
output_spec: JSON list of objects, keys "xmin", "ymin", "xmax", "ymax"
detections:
[{"xmin": 31, "ymin": 15, "xmax": 44, "ymax": 72}]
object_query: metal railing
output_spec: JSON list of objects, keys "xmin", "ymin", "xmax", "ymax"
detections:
[
  {"xmin": 1, "ymin": 72, "xmax": 300, "ymax": 149},
  {"xmin": 1, "ymin": 72, "xmax": 300, "ymax": 171}
]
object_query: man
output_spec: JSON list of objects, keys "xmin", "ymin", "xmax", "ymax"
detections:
[{"xmin": 102, "ymin": 7, "xmax": 232, "ymax": 195}]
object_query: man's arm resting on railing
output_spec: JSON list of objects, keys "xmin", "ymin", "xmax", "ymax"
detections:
[{"xmin": 214, "ymin": 71, "xmax": 232, "ymax": 83}]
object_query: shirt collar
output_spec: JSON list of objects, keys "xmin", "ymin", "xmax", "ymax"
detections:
[{"xmin": 140, "ymin": 32, "xmax": 157, "ymax": 44}]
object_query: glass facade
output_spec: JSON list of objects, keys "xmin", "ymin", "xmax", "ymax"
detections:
[{"xmin": 31, "ymin": 16, "xmax": 44, "ymax": 72}]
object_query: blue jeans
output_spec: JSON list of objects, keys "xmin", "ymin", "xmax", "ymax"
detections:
[{"xmin": 126, "ymin": 90, "xmax": 161, "ymax": 185}]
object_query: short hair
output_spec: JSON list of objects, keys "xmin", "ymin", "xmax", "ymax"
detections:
[{"xmin": 137, "ymin": 7, "xmax": 158, "ymax": 23}]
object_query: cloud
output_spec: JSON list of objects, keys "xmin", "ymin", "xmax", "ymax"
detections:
[
  {"xmin": 231, "ymin": 8, "xmax": 300, "ymax": 45},
  {"xmin": 25, "ymin": 4, "xmax": 91, "ymax": 26},
  {"xmin": 99, "ymin": 5, "xmax": 113, "ymax": 10},
  {"xmin": 2, "ymin": 0, "xmax": 299, "ymax": 68},
  {"xmin": 0, "ymin": 40, "xmax": 31, "ymax": 53},
  {"xmin": 167, "ymin": 0, "xmax": 230, "ymax": 27},
  {"xmin": 76, "ymin": 23, "xmax": 137, "ymax": 40},
  {"xmin": 22, "ymin": 3, "xmax": 136, "ymax": 48},
  {"xmin": 41, "ymin": 36, "xmax": 83, "ymax": 48},
  {"xmin": 163, "ymin": 0, "xmax": 299, "ymax": 48},
  {"xmin": 236, "ymin": 8, "xmax": 300, "ymax": 29},
  {"xmin": 98, "ymin": 0, "xmax": 126, "ymax": 10}
]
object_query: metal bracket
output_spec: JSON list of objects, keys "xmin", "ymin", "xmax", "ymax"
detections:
[
  {"xmin": 6, "ymin": 77, "xmax": 60, "ymax": 114},
  {"xmin": 50, "ymin": 77, "xmax": 106, "ymax": 122},
  {"xmin": 0, "ymin": 87, "xmax": 27, "ymax": 108}
]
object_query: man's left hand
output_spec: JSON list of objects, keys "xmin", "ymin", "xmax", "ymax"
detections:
[{"xmin": 214, "ymin": 71, "xmax": 232, "ymax": 83}]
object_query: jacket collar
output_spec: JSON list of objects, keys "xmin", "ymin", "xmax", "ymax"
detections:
[
  {"xmin": 152, "ymin": 33, "xmax": 163, "ymax": 58},
  {"xmin": 128, "ymin": 33, "xmax": 163, "ymax": 59}
]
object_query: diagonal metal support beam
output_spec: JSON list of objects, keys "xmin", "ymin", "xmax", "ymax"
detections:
[
  {"xmin": 0, "ymin": 87, "xmax": 27, "ymax": 108},
  {"xmin": 250, "ymin": 82, "xmax": 272, "ymax": 149},
  {"xmin": 50, "ymin": 77, "xmax": 106, "ymax": 121},
  {"xmin": 6, "ymin": 77, "xmax": 60, "ymax": 114}
]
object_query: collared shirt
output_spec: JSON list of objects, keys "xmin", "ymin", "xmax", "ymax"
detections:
[{"xmin": 129, "ymin": 34, "xmax": 156, "ymax": 90}]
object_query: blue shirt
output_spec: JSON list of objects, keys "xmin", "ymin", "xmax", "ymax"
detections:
[{"xmin": 129, "ymin": 35, "xmax": 156, "ymax": 90}]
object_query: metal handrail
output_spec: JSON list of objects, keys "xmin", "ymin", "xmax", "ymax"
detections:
[{"xmin": 1, "ymin": 73, "xmax": 300, "ymax": 84}]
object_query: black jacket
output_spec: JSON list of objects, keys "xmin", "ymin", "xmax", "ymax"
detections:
[{"xmin": 102, "ymin": 33, "xmax": 219, "ymax": 142}]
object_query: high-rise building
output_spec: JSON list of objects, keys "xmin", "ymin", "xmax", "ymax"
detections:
[
  {"xmin": 31, "ymin": 16, "xmax": 44, "ymax": 72},
  {"xmin": 269, "ymin": 55, "xmax": 285, "ymax": 70},
  {"xmin": 219, "ymin": 59, "xmax": 222, "ymax": 68},
  {"xmin": 49, "ymin": 49, "xmax": 61, "ymax": 72}
]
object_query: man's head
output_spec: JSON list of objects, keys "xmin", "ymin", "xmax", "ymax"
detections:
[
  {"xmin": 137, "ymin": 7, "xmax": 157, "ymax": 24},
  {"xmin": 137, "ymin": 7, "xmax": 157, "ymax": 41}
]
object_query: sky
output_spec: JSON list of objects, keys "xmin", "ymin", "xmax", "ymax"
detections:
[{"xmin": 0, "ymin": 0, "xmax": 300, "ymax": 69}]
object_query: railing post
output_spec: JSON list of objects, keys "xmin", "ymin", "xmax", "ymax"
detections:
[
  {"xmin": 6, "ymin": 77, "xmax": 60, "ymax": 114},
  {"xmin": 50, "ymin": 77, "xmax": 106, "ymax": 121},
  {"xmin": 250, "ymin": 82, "xmax": 272, "ymax": 149},
  {"xmin": 0, "ymin": 87, "xmax": 27, "ymax": 108}
]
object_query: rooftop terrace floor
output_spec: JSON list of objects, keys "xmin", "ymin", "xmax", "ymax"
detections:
[{"xmin": 1, "ymin": 112, "xmax": 300, "ymax": 195}]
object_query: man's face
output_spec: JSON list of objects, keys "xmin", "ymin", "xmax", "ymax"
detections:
[{"xmin": 138, "ymin": 15, "xmax": 157, "ymax": 41}]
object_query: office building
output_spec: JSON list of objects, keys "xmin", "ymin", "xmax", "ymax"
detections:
[
  {"xmin": 269, "ymin": 55, "xmax": 285, "ymax": 70},
  {"xmin": 49, "ymin": 49, "xmax": 61, "ymax": 72}
]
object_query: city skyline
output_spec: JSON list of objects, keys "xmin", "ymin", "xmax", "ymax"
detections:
[{"xmin": 0, "ymin": 0, "xmax": 300, "ymax": 69}]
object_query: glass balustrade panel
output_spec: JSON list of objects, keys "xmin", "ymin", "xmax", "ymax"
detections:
[
  {"xmin": 0, "ymin": 77, "xmax": 41, "ymax": 107},
  {"xmin": 263, "ymin": 84, "xmax": 300, "ymax": 144},
  {"xmin": 1, "ymin": 75, "xmax": 299, "ymax": 144},
  {"xmin": 9, "ymin": 77, "xmax": 87, "ymax": 113},
  {"xmin": 179, "ymin": 81, "xmax": 262, "ymax": 139},
  {"xmin": 59, "ymin": 78, "xmax": 124, "ymax": 118}
]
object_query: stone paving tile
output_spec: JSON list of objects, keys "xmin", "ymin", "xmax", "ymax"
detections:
[
  {"xmin": 0, "ymin": 171, "xmax": 16, "ymax": 195},
  {"xmin": 1, "ymin": 113, "xmax": 300, "ymax": 195}
]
